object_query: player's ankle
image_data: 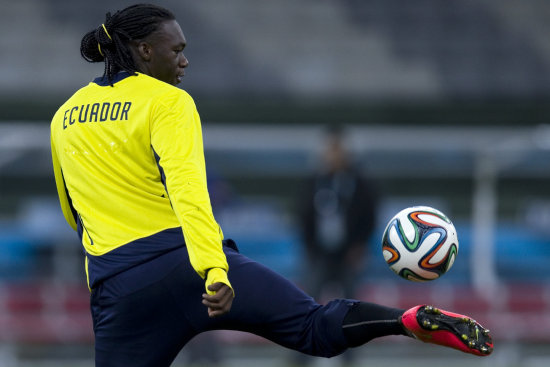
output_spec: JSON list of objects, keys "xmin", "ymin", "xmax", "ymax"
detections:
[{"xmin": 342, "ymin": 302, "xmax": 407, "ymax": 347}]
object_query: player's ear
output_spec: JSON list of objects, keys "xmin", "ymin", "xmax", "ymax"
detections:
[{"xmin": 136, "ymin": 41, "xmax": 152, "ymax": 61}]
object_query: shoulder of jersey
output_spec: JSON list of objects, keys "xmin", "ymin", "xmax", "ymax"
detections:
[{"xmin": 134, "ymin": 74, "xmax": 194, "ymax": 106}]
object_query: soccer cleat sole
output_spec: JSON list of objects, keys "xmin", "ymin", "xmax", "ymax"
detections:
[
  {"xmin": 418, "ymin": 306, "xmax": 493, "ymax": 355},
  {"xmin": 402, "ymin": 305, "xmax": 494, "ymax": 356}
]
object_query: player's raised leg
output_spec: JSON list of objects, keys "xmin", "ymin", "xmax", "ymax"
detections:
[{"xmin": 219, "ymin": 244, "xmax": 493, "ymax": 358}]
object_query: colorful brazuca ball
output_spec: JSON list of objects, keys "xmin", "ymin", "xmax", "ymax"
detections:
[{"xmin": 381, "ymin": 206, "xmax": 459, "ymax": 281}]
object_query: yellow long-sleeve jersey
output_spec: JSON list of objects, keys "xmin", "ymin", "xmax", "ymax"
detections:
[{"xmin": 51, "ymin": 72, "xmax": 230, "ymax": 291}]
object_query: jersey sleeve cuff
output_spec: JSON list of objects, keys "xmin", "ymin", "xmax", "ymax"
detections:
[{"xmin": 205, "ymin": 267, "xmax": 233, "ymax": 296}]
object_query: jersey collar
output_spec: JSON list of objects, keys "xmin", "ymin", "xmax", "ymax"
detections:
[{"xmin": 93, "ymin": 71, "xmax": 135, "ymax": 86}]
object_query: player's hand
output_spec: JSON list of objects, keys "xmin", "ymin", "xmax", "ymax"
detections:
[{"xmin": 202, "ymin": 282, "xmax": 234, "ymax": 318}]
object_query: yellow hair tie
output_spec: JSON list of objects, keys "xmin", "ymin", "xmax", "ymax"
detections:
[
  {"xmin": 101, "ymin": 23, "xmax": 112, "ymax": 40},
  {"xmin": 97, "ymin": 23, "xmax": 111, "ymax": 57}
]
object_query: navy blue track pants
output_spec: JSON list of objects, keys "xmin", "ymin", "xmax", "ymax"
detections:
[{"xmin": 91, "ymin": 242, "xmax": 355, "ymax": 367}]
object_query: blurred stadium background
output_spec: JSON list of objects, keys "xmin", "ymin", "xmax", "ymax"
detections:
[{"xmin": 2, "ymin": 0, "xmax": 550, "ymax": 366}]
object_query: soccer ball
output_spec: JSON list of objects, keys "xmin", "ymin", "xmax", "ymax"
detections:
[{"xmin": 381, "ymin": 206, "xmax": 459, "ymax": 282}]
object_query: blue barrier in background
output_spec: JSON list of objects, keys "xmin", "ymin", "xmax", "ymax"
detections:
[{"xmin": 1, "ymin": 200, "xmax": 549, "ymax": 284}]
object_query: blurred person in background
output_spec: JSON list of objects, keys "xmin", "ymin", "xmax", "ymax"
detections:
[
  {"xmin": 50, "ymin": 3, "xmax": 492, "ymax": 367},
  {"xmin": 296, "ymin": 124, "xmax": 378, "ymax": 365},
  {"xmin": 300, "ymin": 124, "xmax": 378, "ymax": 302}
]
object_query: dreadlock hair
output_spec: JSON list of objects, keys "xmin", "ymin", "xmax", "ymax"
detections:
[{"xmin": 80, "ymin": 4, "xmax": 175, "ymax": 84}]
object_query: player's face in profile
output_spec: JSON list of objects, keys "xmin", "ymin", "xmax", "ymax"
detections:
[{"xmin": 142, "ymin": 20, "xmax": 189, "ymax": 85}]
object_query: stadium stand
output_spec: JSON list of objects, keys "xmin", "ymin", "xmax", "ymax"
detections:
[{"xmin": 2, "ymin": 0, "xmax": 550, "ymax": 99}]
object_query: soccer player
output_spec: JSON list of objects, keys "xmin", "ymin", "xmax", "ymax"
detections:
[{"xmin": 50, "ymin": 4, "xmax": 493, "ymax": 366}]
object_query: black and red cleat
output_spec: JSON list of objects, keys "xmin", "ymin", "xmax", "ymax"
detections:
[{"xmin": 401, "ymin": 305, "xmax": 493, "ymax": 356}]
